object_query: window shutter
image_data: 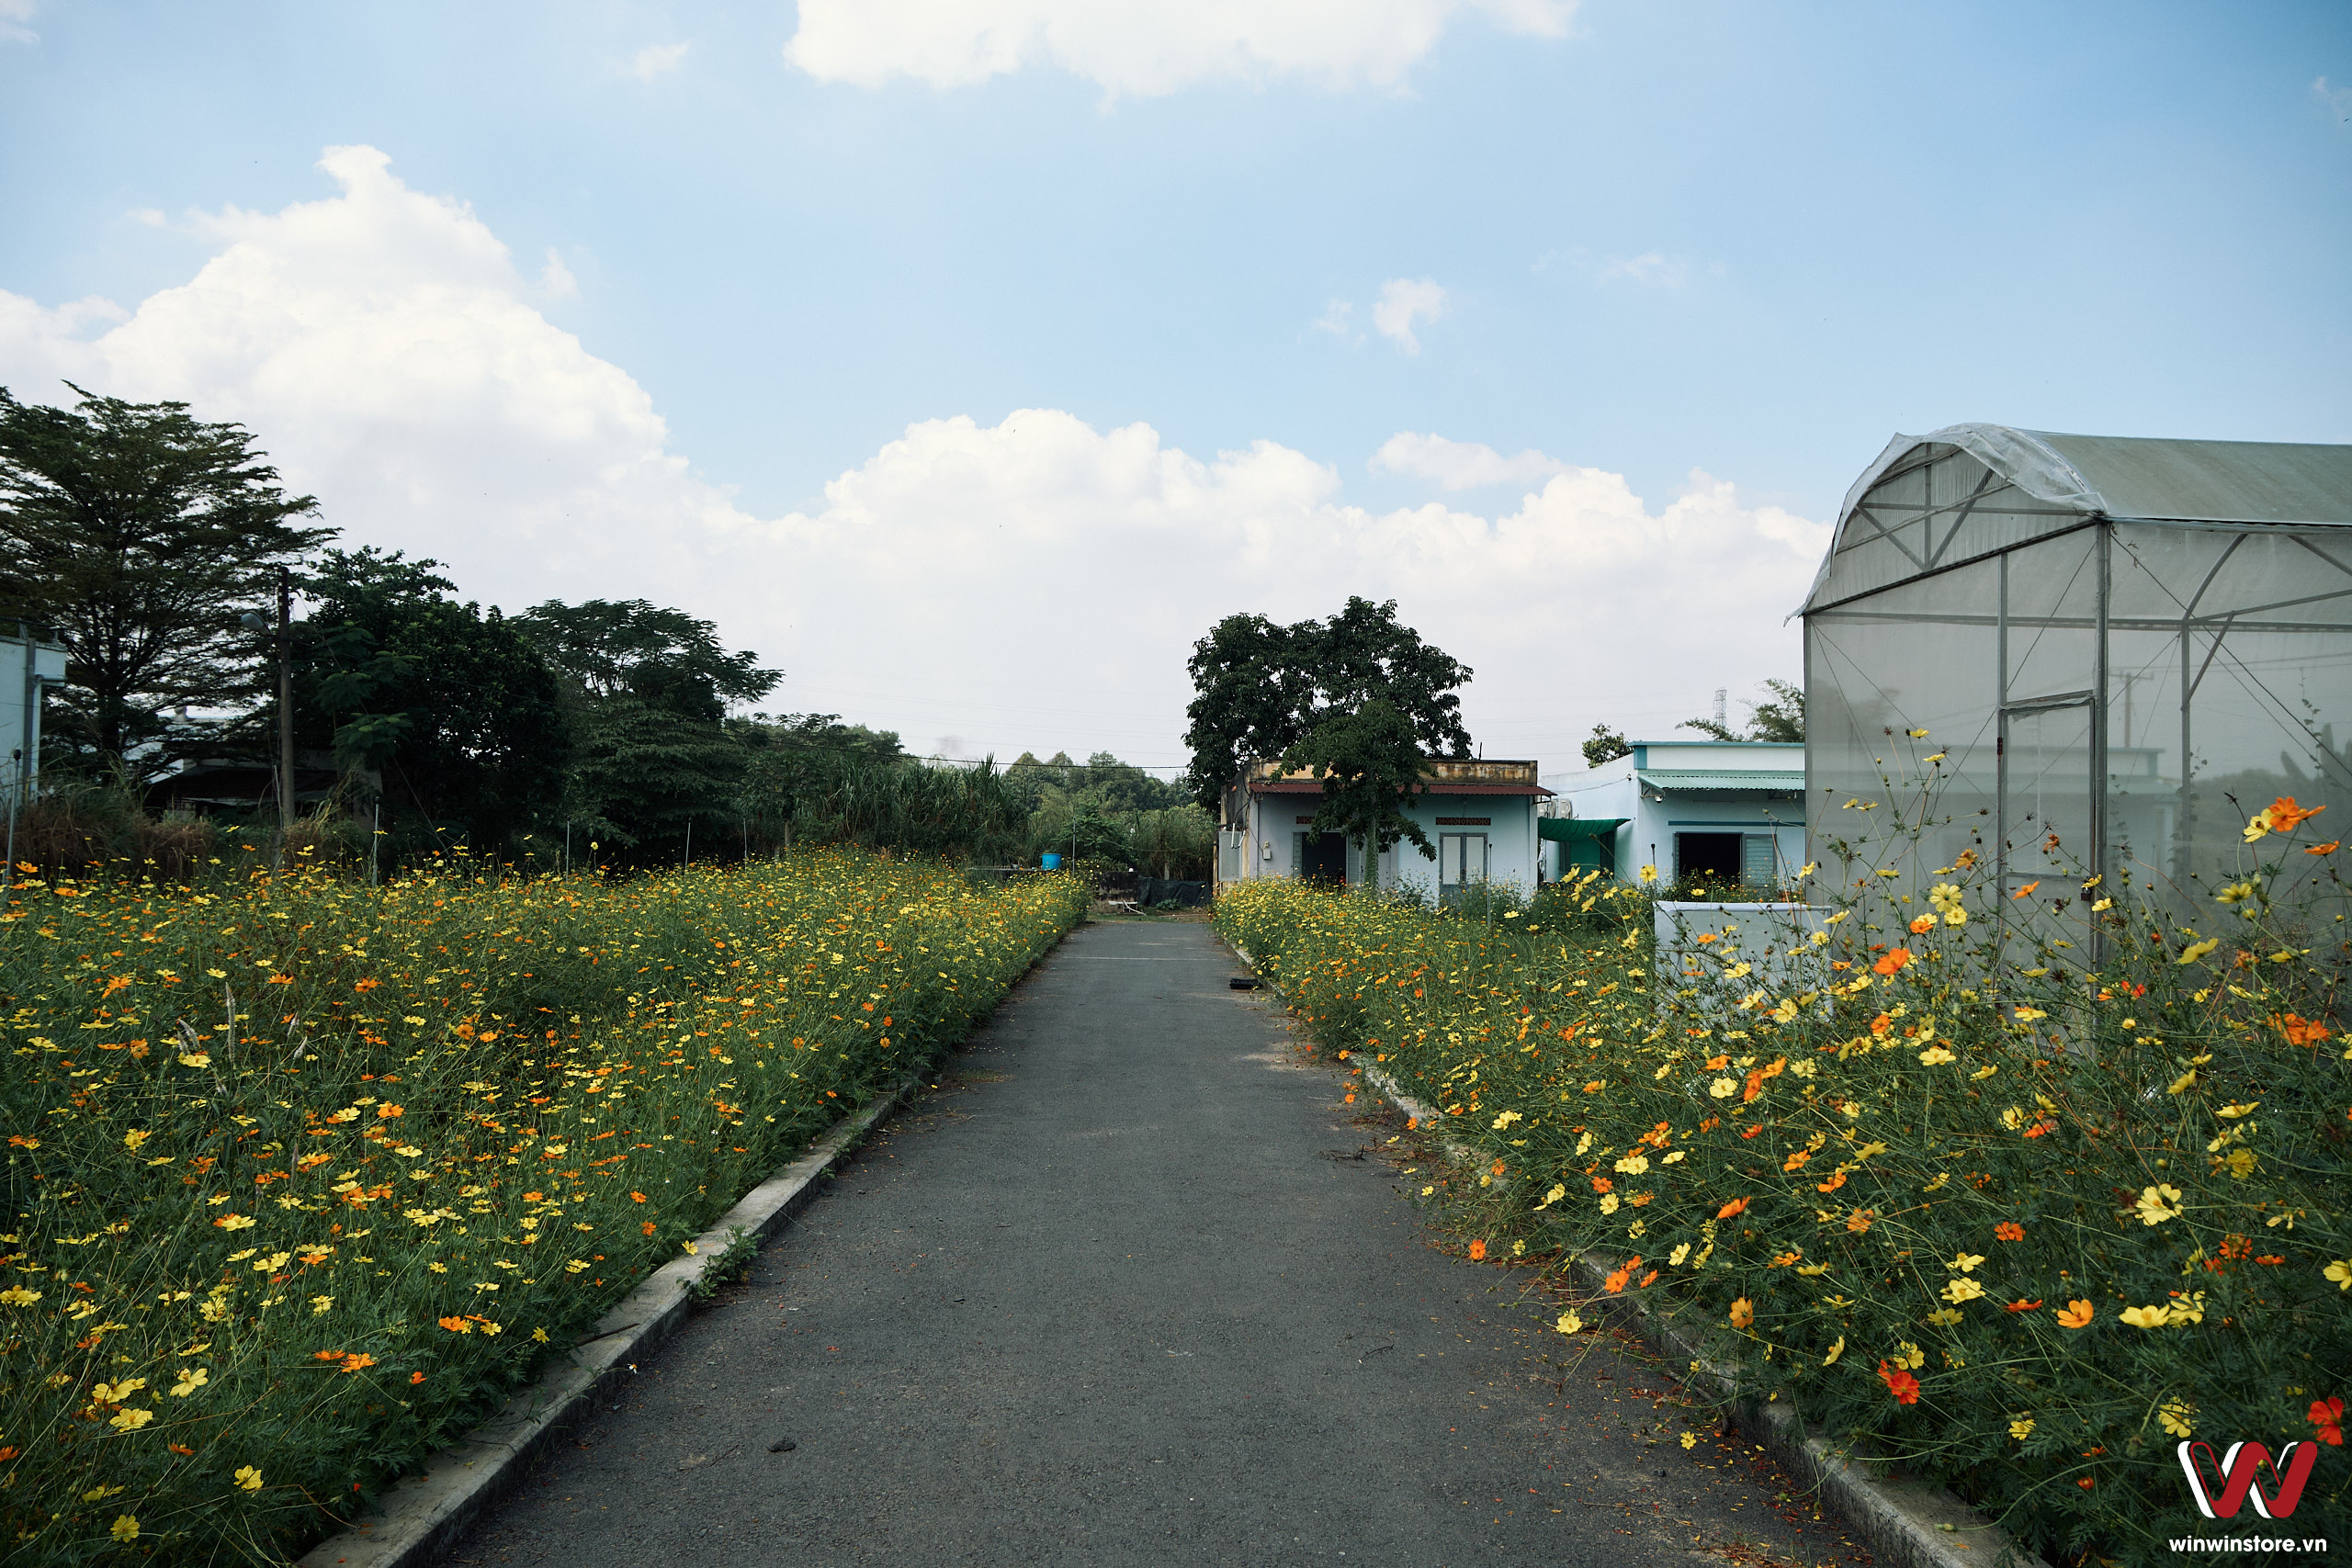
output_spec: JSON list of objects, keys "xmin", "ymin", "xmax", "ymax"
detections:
[{"xmin": 1743, "ymin": 833, "xmax": 1779, "ymax": 886}]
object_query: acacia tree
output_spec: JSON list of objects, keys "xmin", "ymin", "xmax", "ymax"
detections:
[
  {"xmin": 1679, "ymin": 678, "xmax": 1805, "ymax": 743},
  {"xmin": 1184, "ymin": 596, "xmax": 1473, "ymax": 886},
  {"xmin": 0, "ymin": 386, "xmax": 330, "ymax": 775}
]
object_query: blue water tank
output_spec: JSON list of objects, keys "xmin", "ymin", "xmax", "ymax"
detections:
[{"xmin": 1041, "ymin": 852, "xmax": 1063, "ymax": 870}]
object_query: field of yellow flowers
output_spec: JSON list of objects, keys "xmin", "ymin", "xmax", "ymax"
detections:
[
  {"xmin": 0, "ymin": 851, "xmax": 1087, "ymax": 1564},
  {"xmin": 1218, "ymin": 801, "xmax": 2350, "ymax": 1563}
]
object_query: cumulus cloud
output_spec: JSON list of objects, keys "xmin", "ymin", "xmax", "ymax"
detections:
[
  {"xmin": 0, "ymin": 145, "xmax": 1821, "ymax": 773},
  {"xmin": 537, "ymin": 248, "xmax": 580, "ymax": 300},
  {"xmin": 0, "ymin": 0, "xmax": 37, "ymax": 47},
  {"xmin": 1372, "ymin": 276, "xmax": 1446, "ymax": 354},
  {"xmin": 628, "ymin": 41, "xmax": 689, "ymax": 80},
  {"xmin": 1372, "ymin": 432, "xmax": 1567, "ymax": 491},
  {"xmin": 783, "ymin": 0, "xmax": 1577, "ymax": 96}
]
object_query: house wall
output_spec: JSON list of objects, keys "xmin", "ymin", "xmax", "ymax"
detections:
[
  {"xmin": 1227, "ymin": 788, "xmax": 1538, "ymax": 894},
  {"xmin": 1544, "ymin": 741, "xmax": 1806, "ymax": 886}
]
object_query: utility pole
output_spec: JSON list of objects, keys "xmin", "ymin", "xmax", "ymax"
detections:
[{"xmin": 277, "ymin": 567, "xmax": 295, "ymax": 847}]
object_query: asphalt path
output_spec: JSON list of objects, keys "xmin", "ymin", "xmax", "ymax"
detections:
[{"xmin": 451, "ymin": 918, "xmax": 1849, "ymax": 1568}]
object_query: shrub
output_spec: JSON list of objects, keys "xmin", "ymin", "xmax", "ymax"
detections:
[{"xmin": 0, "ymin": 851, "xmax": 1086, "ymax": 1563}]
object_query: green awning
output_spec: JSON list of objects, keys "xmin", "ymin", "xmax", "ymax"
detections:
[
  {"xmin": 1539, "ymin": 817, "xmax": 1627, "ymax": 842},
  {"xmin": 1637, "ymin": 769, "xmax": 1803, "ymax": 795}
]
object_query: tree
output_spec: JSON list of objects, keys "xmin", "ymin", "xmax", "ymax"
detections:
[
  {"xmin": 293, "ymin": 548, "xmax": 569, "ymax": 850},
  {"xmin": 513, "ymin": 599, "xmax": 779, "ymax": 861},
  {"xmin": 0, "ymin": 386, "xmax": 331, "ymax": 775},
  {"xmin": 1182, "ymin": 597, "xmax": 1472, "ymax": 812},
  {"xmin": 1278, "ymin": 698, "xmax": 1435, "ymax": 887},
  {"xmin": 1582, "ymin": 724, "xmax": 1632, "ymax": 767},
  {"xmin": 1679, "ymin": 679, "xmax": 1805, "ymax": 744}
]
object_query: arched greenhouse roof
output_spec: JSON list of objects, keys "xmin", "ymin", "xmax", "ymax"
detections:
[{"xmin": 1799, "ymin": 423, "xmax": 2352, "ymax": 615}]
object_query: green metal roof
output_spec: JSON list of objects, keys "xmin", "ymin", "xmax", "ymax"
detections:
[
  {"xmin": 1539, "ymin": 816, "xmax": 1626, "ymax": 842},
  {"xmin": 1637, "ymin": 769, "xmax": 1804, "ymax": 795}
]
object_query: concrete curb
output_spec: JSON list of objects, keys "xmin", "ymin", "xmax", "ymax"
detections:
[
  {"xmin": 296, "ymin": 1062, "xmax": 938, "ymax": 1568},
  {"xmin": 1222, "ymin": 934, "xmax": 2051, "ymax": 1568}
]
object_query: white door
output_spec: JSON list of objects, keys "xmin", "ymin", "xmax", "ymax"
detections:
[{"xmin": 1439, "ymin": 833, "xmax": 1487, "ymax": 901}]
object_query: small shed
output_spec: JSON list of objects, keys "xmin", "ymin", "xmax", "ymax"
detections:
[
  {"xmin": 1800, "ymin": 424, "xmax": 2352, "ymax": 921},
  {"xmin": 1218, "ymin": 757, "xmax": 1549, "ymax": 900},
  {"xmin": 1548, "ymin": 739, "xmax": 1804, "ymax": 889}
]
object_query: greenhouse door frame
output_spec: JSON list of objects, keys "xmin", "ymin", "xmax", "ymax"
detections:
[{"xmin": 1992, "ymin": 533, "xmax": 2110, "ymax": 965}]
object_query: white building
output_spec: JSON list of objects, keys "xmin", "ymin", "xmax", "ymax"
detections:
[
  {"xmin": 1543, "ymin": 739, "xmax": 1804, "ymax": 889},
  {"xmin": 1217, "ymin": 757, "xmax": 1549, "ymax": 900},
  {"xmin": 1, "ymin": 625, "xmax": 69, "ymax": 814}
]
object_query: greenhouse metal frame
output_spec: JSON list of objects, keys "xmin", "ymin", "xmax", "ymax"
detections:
[{"xmin": 1800, "ymin": 424, "xmax": 2352, "ymax": 953}]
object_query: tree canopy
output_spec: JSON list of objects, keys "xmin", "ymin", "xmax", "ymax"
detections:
[
  {"xmin": 0, "ymin": 385, "xmax": 330, "ymax": 775},
  {"xmin": 1182, "ymin": 596, "xmax": 1472, "ymax": 812},
  {"xmin": 294, "ymin": 547, "xmax": 569, "ymax": 848}
]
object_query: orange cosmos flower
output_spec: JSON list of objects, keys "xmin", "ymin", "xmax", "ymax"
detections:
[
  {"xmin": 1995, "ymin": 1222, "xmax": 2025, "ymax": 1241},
  {"xmin": 2272, "ymin": 1013, "xmax": 2331, "ymax": 1047},
  {"xmin": 1908, "ymin": 917, "xmax": 1935, "ymax": 935},
  {"xmin": 1727, "ymin": 1297, "xmax": 1754, "ymax": 1328},
  {"xmin": 1877, "ymin": 1361, "xmax": 1921, "ymax": 1404},
  {"xmin": 1467, "ymin": 1240, "xmax": 1487, "ymax": 1261},
  {"xmin": 2307, "ymin": 840, "xmax": 2340, "ymax": 856},
  {"xmin": 1872, "ymin": 947, "xmax": 1913, "ymax": 977},
  {"xmin": 2011, "ymin": 881, "xmax": 2040, "ymax": 900},
  {"xmin": 2055, "ymin": 1300, "xmax": 2095, "ymax": 1328},
  {"xmin": 2311, "ymin": 1397, "xmax": 2345, "ymax": 1446},
  {"xmin": 2005, "ymin": 1299, "xmax": 2043, "ymax": 1313},
  {"xmin": 1716, "ymin": 1197, "xmax": 1749, "ymax": 1220},
  {"xmin": 2268, "ymin": 796, "xmax": 2325, "ymax": 831}
]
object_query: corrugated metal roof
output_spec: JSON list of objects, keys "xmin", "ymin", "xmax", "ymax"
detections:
[
  {"xmin": 1637, "ymin": 769, "xmax": 1803, "ymax": 795},
  {"xmin": 1250, "ymin": 779, "xmax": 1549, "ymax": 796}
]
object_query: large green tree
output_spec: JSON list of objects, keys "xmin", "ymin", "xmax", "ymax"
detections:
[
  {"xmin": 292, "ymin": 547, "xmax": 569, "ymax": 849},
  {"xmin": 513, "ymin": 599, "xmax": 779, "ymax": 861},
  {"xmin": 1184, "ymin": 597, "xmax": 1473, "ymax": 888},
  {"xmin": 0, "ymin": 386, "xmax": 331, "ymax": 775}
]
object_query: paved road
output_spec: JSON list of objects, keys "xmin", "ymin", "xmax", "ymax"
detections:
[{"xmin": 453, "ymin": 919, "xmax": 1845, "ymax": 1568}]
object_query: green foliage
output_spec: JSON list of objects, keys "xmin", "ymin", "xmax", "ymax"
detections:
[
  {"xmin": 0, "ymin": 386, "xmax": 332, "ymax": 775},
  {"xmin": 1182, "ymin": 597, "xmax": 1472, "ymax": 811},
  {"xmin": 512, "ymin": 600, "xmax": 780, "ymax": 864},
  {"xmin": 1219, "ymin": 776, "xmax": 2352, "ymax": 1562},
  {"xmin": 1581, "ymin": 724, "xmax": 1632, "ymax": 768},
  {"xmin": 1278, "ymin": 697, "xmax": 1435, "ymax": 887},
  {"xmin": 293, "ymin": 549, "xmax": 569, "ymax": 857}
]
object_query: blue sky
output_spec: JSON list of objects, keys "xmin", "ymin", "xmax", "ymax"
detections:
[{"xmin": 4, "ymin": 1, "xmax": 2347, "ymax": 773}]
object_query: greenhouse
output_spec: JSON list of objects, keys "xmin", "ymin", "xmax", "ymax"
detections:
[{"xmin": 1800, "ymin": 423, "xmax": 2352, "ymax": 942}]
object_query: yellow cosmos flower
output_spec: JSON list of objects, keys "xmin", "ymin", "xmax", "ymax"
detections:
[
  {"xmin": 169, "ymin": 1368, "xmax": 209, "ymax": 1397},
  {"xmin": 2009, "ymin": 1416, "xmax": 2035, "ymax": 1441},
  {"xmin": 1940, "ymin": 1278, "xmax": 1985, "ymax": 1304},
  {"xmin": 2159, "ymin": 1401, "xmax": 2195, "ymax": 1438},
  {"xmin": 108, "ymin": 1407, "xmax": 155, "ymax": 1431},
  {"xmin": 2120, "ymin": 1304, "xmax": 2172, "ymax": 1328},
  {"xmin": 111, "ymin": 1517, "xmax": 140, "ymax": 1543},
  {"xmin": 1555, "ymin": 1311, "xmax": 1583, "ymax": 1336},
  {"xmin": 234, "ymin": 1465, "xmax": 263, "ymax": 1491},
  {"xmin": 1822, "ymin": 1335, "xmax": 1845, "ymax": 1366},
  {"xmin": 2177, "ymin": 937, "xmax": 2221, "ymax": 964},
  {"xmin": 2133, "ymin": 1183, "xmax": 2183, "ymax": 1226}
]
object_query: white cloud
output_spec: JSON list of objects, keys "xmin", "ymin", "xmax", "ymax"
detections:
[
  {"xmin": 0, "ymin": 0, "xmax": 37, "ymax": 47},
  {"xmin": 628, "ymin": 41, "xmax": 690, "ymax": 80},
  {"xmin": 2316, "ymin": 76, "xmax": 2352, "ymax": 127},
  {"xmin": 783, "ymin": 0, "xmax": 1576, "ymax": 96},
  {"xmin": 1372, "ymin": 431, "xmax": 1566, "ymax": 491},
  {"xmin": 1372, "ymin": 276, "xmax": 1446, "ymax": 354},
  {"xmin": 1598, "ymin": 251, "xmax": 1688, "ymax": 287},
  {"xmin": 123, "ymin": 208, "xmax": 167, "ymax": 229},
  {"xmin": 0, "ymin": 145, "xmax": 1822, "ymax": 775},
  {"xmin": 1310, "ymin": 298, "xmax": 1354, "ymax": 339},
  {"xmin": 537, "ymin": 248, "xmax": 580, "ymax": 300}
]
